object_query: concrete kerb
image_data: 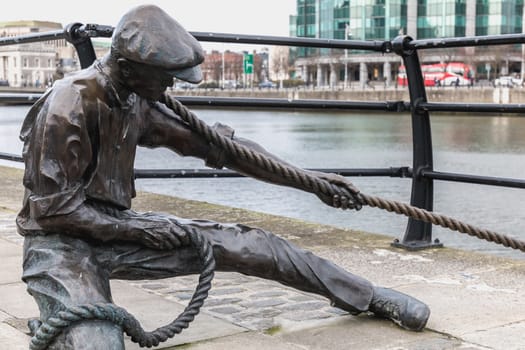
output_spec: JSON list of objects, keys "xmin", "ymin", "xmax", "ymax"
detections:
[{"xmin": 1, "ymin": 165, "xmax": 524, "ymax": 350}]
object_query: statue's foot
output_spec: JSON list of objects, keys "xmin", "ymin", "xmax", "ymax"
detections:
[
  {"xmin": 368, "ymin": 287, "xmax": 430, "ymax": 331},
  {"xmin": 27, "ymin": 318, "xmax": 42, "ymax": 336}
]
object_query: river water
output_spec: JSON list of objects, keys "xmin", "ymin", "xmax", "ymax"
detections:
[{"xmin": 1, "ymin": 105, "xmax": 524, "ymax": 260}]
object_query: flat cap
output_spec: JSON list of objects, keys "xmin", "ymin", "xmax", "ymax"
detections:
[{"xmin": 112, "ymin": 4, "xmax": 204, "ymax": 83}]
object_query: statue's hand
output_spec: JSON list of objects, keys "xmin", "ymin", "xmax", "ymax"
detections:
[
  {"xmin": 139, "ymin": 222, "xmax": 191, "ymax": 250},
  {"xmin": 312, "ymin": 172, "xmax": 363, "ymax": 211}
]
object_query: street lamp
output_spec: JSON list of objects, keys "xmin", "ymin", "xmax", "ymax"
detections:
[
  {"xmin": 221, "ymin": 44, "xmax": 225, "ymax": 90},
  {"xmin": 344, "ymin": 23, "xmax": 351, "ymax": 89}
]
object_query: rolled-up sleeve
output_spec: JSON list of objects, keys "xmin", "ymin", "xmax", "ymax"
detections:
[
  {"xmin": 25, "ymin": 86, "xmax": 92, "ymax": 219},
  {"xmin": 139, "ymin": 101, "xmax": 235, "ymax": 169},
  {"xmin": 28, "ymin": 183, "xmax": 86, "ymax": 219}
]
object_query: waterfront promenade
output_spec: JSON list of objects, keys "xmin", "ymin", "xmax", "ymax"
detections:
[
  {"xmin": 2, "ymin": 84, "xmax": 525, "ymax": 105},
  {"xmin": 0, "ymin": 165, "xmax": 524, "ymax": 349}
]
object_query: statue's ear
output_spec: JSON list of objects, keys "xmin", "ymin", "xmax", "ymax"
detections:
[{"xmin": 117, "ymin": 58, "xmax": 132, "ymax": 77}]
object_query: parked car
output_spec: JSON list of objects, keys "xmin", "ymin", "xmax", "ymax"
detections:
[
  {"xmin": 223, "ymin": 80, "xmax": 239, "ymax": 89},
  {"xmin": 493, "ymin": 76, "xmax": 523, "ymax": 87},
  {"xmin": 174, "ymin": 81, "xmax": 198, "ymax": 90},
  {"xmin": 258, "ymin": 81, "xmax": 276, "ymax": 88},
  {"xmin": 441, "ymin": 76, "xmax": 471, "ymax": 86},
  {"xmin": 512, "ymin": 77, "xmax": 523, "ymax": 86}
]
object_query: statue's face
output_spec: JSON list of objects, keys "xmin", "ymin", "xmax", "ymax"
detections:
[{"xmin": 120, "ymin": 59, "xmax": 175, "ymax": 100}]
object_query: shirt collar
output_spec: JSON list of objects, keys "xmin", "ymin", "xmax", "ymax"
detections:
[{"xmin": 94, "ymin": 60, "xmax": 135, "ymax": 108}]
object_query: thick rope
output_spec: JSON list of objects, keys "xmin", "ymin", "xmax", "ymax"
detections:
[
  {"xmin": 160, "ymin": 93, "xmax": 525, "ymax": 253},
  {"xmin": 29, "ymin": 229, "xmax": 215, "ymax": 349},
  {"xmin": 360, "ymin": 193, "xmax": 525, "ymax": 252}
]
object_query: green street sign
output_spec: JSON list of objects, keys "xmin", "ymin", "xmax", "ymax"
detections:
[{"xmin": 243, "ymin": 54, "xmax": 254, "ymax": 74}]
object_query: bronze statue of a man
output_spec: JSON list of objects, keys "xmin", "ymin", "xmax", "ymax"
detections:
[{"xmin": 17, "ymin": 5, "xmax": 430, "ymax": 348}]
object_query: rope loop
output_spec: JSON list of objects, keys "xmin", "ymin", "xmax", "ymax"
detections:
[{"xmin": 29, "ymin": 229, "xmax": 215, "ymax": 349}]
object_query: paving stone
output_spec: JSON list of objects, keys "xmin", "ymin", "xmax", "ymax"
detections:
[
  {"xmin": 278, "ymin": 301, "xmax": 328, "ymax": 312},
  {"xmin": 209, "ymin": 287, "xmax": 247, "ymax": 296},
  {"xmin": 325, "ymin": 307, "xmax": 349, "ymax": 316},
  {"xmin": 244, "ymin": 319, "xmax": 276, "ymax": 331},
  {"xmin": 208, "ymin": 306, "xmax": 245, "ymax": 315},
  {"xmin": 233, "ymin": 309, "xmax": 283, "ymax": 320},
  {"xmin": 249, "ymin": 291, "xmax": 287, "ymax": 298},
  {"xmin": 4, "ymin": 317, "xmax": 29, "ymax": 334},
  {"xmin": 241, "ymin": 298, "xmax": 288, "ymax": 308},
  {"xmin": 140, "ymin": 283, "xmax": 168, "ymax": 291},
  {"xmin": 279, "ymin": 310, "xmax": 333, "ymax": 322},
  {"xmin": 204, "ymin": 297, "xmax": 243, "ymax": 307},
  {"xmin": 289, "ymin": 294, "xmax": 321, "ymax": 302},
  {"xmin": 0, "ymin": 322, "xmax": 29, "ymax": 350},
  {"xmin": 168, "ymin": 292, "xmax": 193, "ymax": 300}
]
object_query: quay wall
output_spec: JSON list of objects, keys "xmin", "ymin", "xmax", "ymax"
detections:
[
  {"xmin": 2, "ymin": 86, "xmax": 525, "ymax": 104},
  {"xmin": 173, "ymin": 87, "xmax": 525, "ymax": 104}
]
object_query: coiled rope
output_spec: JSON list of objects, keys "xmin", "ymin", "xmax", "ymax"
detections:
[
  {"xmin": 29, "ymin": 229, "xmax": 215, "ymax": 349},
  {"xmin": 160, "ymin": 93, "xmax": 525, "ymax": 253}
]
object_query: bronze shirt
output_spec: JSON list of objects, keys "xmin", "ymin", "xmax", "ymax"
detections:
[{"xmin": 16, "ymin": 63, "xmax": 176, "ymax": 235}]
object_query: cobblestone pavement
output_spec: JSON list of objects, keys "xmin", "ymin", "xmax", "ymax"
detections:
[
  {"xmin": 0, "ymin": 211, "xmax": 348, "ymax": 333},
  {"xmin": 132, "ymin": 274, "xmax": 347, "ymax": 331}
]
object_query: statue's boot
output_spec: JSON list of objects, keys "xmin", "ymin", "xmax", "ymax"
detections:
[{"xmin": 368, "ymin": 287, "xmax": 430, "ymax": 331}]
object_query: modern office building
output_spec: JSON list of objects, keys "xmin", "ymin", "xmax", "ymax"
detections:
[{"xmin": 289, "ymin": 0, "xmax": 525, "ymax": 87}]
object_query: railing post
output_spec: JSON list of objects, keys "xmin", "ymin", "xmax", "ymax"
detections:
[
  {"xmin": 391, "ymin": 35, "xmax": 443, "ymax": 250},
  {"xmin": 64, "ymin": 23, "xmax": 98, "ymax": 69}
]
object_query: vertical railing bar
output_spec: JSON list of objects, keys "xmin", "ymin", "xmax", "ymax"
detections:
[{"xmin": 391, "ymin": 36, "xmax": 443, "ymax": 250}]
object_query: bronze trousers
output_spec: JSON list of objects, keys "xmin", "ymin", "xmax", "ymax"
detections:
[{"xmin": 22, "ymin": 211, "xmax": 373, "ymax": 349}]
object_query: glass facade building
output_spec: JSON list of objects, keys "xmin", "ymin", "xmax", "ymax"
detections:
[
  {"xmin": 295, "ymin": 0, "xmax": 317, "ymax": 38},
  {"xmin": 292, "ymin": 0, "xmax": 318, "ymax": 56},
  {"xmin": 349, "ymin": 0, "xmax": 407, "ymax": 41},
  {"xmin": 290, "ymin": 0, "xmax": 525, "ymax": 85},
  {"xmin": 417, "ymin": 0, "xmax": 466, "ymax": 38},
  {"xmin": 476, "ymin": 0, "xmax": 523, "ymax": 35},
  {"xmin": 291, "ymin": 0, "xmax": 524, "ymax": 42}
]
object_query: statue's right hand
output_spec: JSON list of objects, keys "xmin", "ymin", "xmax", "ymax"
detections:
[{"xmin": 140, "ymin": 223, "xmax": 191, "ymax": 250}]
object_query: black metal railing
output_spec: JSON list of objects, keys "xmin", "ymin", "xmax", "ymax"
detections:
[{"xmin": 1, "ymin": 23, "xmax": 524, "ymax": 250}]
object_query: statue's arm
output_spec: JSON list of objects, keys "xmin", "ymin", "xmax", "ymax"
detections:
[
  {"xmin": 24, "ymin": 95, "xmax": 189, "ymax": 249},
  {"xmin": 143, "ymin": 103, "xmax": 361, "ymax": 209},
  {"xmin": 142, "ymin": 103, "xmax": 300, "ymax": 178},
  {"xmin": 218, "ymin": 135, "xmax": 362, "ymax": 209},
  {"xmin": 35, "ymin": 202, "xmax": 140, "ymax": 242},
  {"xmin": 35, "ymin": 202, "xmax": 190, "ymax": 250}
]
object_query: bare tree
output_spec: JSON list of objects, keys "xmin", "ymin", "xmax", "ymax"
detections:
[{"xmin": 270, "ymin": 46, "xmax": 289, "ymax": 86}]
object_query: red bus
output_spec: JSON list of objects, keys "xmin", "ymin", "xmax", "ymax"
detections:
[{"xmin": 397, "ymin": 62, "xmax": 474, "ymax": 87}]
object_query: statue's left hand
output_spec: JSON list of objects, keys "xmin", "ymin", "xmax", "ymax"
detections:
[
  {"xmin": 313, "ymin": 172, "xmax": 363, "ymax": 211},
  {"xmin": 131, "ymin": 220, "xmax": 192, "ymax": 250}
]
